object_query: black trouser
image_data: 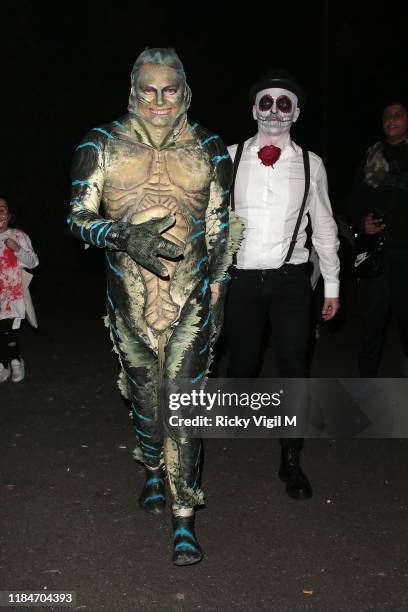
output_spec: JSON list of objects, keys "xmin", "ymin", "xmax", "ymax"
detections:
[
  {"xmin": 0, "ymin": 319, "xmax": 20, "ymax": 367},
  {"xmin": 224, "ymin": 264, "xmax": 312, "ymax": 449},
  {"xmin": 358, "ymin": 249, "xmax": 408, "ymax": 376}
]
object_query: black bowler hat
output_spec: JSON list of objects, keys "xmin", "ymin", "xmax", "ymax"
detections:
[{"xmin": 249, "ymin": 69, "xmax": 306, "ymax": 106}]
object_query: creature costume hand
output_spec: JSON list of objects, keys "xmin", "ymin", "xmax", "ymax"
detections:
[{"xmin": 123, "ymin": 214, "xmax": 182, "ymax": 277}]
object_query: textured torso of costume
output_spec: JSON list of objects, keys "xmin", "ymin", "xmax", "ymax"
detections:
[
  {"xmin": 102, "ymin": 128, "xmax": 213, "ymax": 333},
  {"xmin": 68, "ymin": 115, "xmax": 242, "ymax": 364}
]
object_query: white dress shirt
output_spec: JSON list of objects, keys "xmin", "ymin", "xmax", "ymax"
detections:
[{"xmin": 228, "ymin": 134, "xmax": 340, "ymax": 297}]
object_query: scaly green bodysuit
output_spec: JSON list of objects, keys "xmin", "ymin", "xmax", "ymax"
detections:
[{"xmin": 68, "ymin": 49, "xmax": 242, "ymax": 514}]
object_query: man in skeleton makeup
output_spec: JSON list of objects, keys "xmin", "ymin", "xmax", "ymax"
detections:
[
  {"xmin": 226, "ymin": 70, "xmax": 340, "ymax": 499},
  {"xmin": 68, "ymin": 48, "xmax": 242, "ymax": 565}
]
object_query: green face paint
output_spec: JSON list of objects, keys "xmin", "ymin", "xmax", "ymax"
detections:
[
  {"xmin": 128, "ymin": 48, "xmax": 192, "ymax": 147},
  {"xmin": 135, "ymin": 63, "xmax": 184, "ymax": 130}
]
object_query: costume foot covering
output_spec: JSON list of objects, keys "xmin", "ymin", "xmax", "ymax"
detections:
[
  {"xmin": 172, "ymin": 514, "xmax": 203, "ymax": 566},
  {"xmin": 138, "ymin": 466, "xmax": 166, "ymax": 514}
]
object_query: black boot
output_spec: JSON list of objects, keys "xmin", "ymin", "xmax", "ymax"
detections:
[
  {"xmin": 138, "ymin": 466, "xmax": 166, "ymax": 514},
  {"xmin": 279, "ymin": 448, "xmax": 312, "ymax": 500},
  {"xmin": 172, "ymin": 514, "xmax": 203, "ymax": 566}
]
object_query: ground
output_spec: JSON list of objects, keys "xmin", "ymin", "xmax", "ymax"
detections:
[{"xmin": 1, "ymin": 253, "xmax": 407, "ymax": 612}]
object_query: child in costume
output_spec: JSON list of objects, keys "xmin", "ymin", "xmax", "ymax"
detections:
[{"xmin": 0, "ymin": 198, "xmax": 39, "ymax": 383}]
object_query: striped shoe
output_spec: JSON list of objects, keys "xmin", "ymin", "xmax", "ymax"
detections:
[{"xmin": 172, "ymin": 514, "xmax": 203, "ymax": 566}]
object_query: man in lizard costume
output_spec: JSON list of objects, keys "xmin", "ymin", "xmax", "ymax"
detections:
[{"xmin": 68, "ymin": 48, "xmax": 242, "ymax": 566}]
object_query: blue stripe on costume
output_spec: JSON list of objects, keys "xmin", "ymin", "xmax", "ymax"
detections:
[
  {"xmin": 198, "ymin": 343, "xmax": 208, "ymax": 355},
  {"xmin": 174, "ymin": 527, "xmax": 195, "ymax": 540},
  {"xmin": 190, "ymin": 230, "xmax": 205, "ymax": 241},
  {"xmin": 191, "ymin": 370, "xmax": 206, "ymax": 383},
  {"xmin": 174, "ymin": 542, "xmax": 200, "ymax": 553},
  {"xmin": 132, "ymin": 404, "xmax": 152, "ymax": 422},
  {"xmin": 212, "ymin": 154, "xmax": 229, "ymax": 164},
  {"xmin": 92, "ymin": 127, "xmax": 114, "ymax": 139},
  {"xmin": 72, "ymin": 179, "xmax": 90, "ymax": 186},
  {"xmin": 201, "ymin": 312, "xmax": 211, "ymax": 328},
  {"xmin": 194, "ymin": 257, "xmax": 208, "ymax": 273},
  {"xmin": 191, "ymin": 216, "xmax": 205, "ymax": 225},
  {"xmin": 107, "ymin": 291, "xmax": 114, "ymax": 311},
  {"xmin": 106, "ymin": 253, "xmax": 123, "ymax": 278},
  {"xmin": 134, "ymin": 426, "xmax": 152, "ymax": 439},
  {"xmin": 89, "ymin": 221, "xmax": 107, "ymax": 245},
  {"xmin": 76, "ymin": 141, "xmax": 101, "ymax": 152},
  {"xmin": 144, "ymin": 494, "xmax": 165, "ymax": 503},
  {"xmin": 201, "ymin": 135, "xmax": 220, "ymax": 146},
  {"xmin": 200, "ymin": 278, "xmax": 209, "ymax": 296}
]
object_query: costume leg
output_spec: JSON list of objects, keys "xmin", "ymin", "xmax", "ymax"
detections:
[
  {"xmin": 130, "ymin": 368, "xmax": 168, "ymax": 514},
  {"xmin": 162, "ymin": 286, "xmax": 212, "ymax": 565},
  {"xmin": 106, "ymin": 306, "xmax": 167, "ymax": 513},
  {"xmin": 164, "ymin": 436, "xmax": 203, "ymax": 565},
  {"xmin": 163, "ymin": 288, "xmax": 210, "ymax": 512}
]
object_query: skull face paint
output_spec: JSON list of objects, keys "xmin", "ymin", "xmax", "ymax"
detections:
[
  {"xmin": 258, "ymin": 94, "xmax": 292, "ymax": 113},
  {"xmin": 253, "ymin": 87, "xmax": 300, "ymax": 137}
]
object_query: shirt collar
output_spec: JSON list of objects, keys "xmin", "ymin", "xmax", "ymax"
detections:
[{"xmin": 248, "ymin": 133, "xmax": 297, "ymax": 159}]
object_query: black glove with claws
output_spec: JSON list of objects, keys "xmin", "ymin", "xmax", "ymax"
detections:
[{"xmin": 121, "ymin": 214, "xmax": 182, "ymax": 277}]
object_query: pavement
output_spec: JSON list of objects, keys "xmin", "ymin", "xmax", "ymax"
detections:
[{"xmin": 1, "ymin": 258, "xmax": 407, "ymax": 612}]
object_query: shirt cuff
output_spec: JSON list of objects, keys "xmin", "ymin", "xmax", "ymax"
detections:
[{"xmin": 324, "ymin": 282, "xmax": 340, "ymax": 298}]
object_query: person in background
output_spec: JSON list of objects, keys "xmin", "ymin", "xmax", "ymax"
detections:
[
  {"xmin": 351, "ymin": 99, "xmax": 408, "ymax": 377},
  {"xmin": 0, "ymin": 198, "xmax": 39, "ymax": 383}
]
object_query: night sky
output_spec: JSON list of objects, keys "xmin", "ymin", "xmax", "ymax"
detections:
[{"xmin": 2, "ymin": 1, "xmax": 407, "ymax": 271}]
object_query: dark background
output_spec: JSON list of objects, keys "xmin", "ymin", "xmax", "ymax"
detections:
[
  {"xmin": 2, "ymin": 7, "xmax": 408, "ymax": 607},
  {"xmin": 2, "ymin": 1, "xmax": 407, "ymax": 271}
]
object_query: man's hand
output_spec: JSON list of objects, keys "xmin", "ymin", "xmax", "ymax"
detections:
[
  {"xmin": 5, "ymin": 238, "xmax": 20, "ymax": 252},
  {"xmin": 124, "ymin": 214, "xmax": 182, "ymax": 277},
  {"xmin": 364, "ymin": 213, "xmax": 386, "ymax": 235},
  {"xmin": 322, "ymin": 297, "xmax": 340, "ymax": 321}
]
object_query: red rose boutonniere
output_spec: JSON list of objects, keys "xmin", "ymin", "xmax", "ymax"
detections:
[{"xmin": 257, "ymin": 145, "xmax": 281, "ymax": 167}]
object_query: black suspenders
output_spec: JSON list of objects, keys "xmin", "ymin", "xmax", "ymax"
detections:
[
  {"xmin": 231, "ymin": 141, "xmax": 245, "ymax": 213},
  {"xmin": 230, "ymin": 143, "xmax": 310, "ymax": 266},
  {"xmin": 285, "ymin": 148, "xmax": 310, "ymax": 263},
  {"xmin": 230, "ymin": 142, "xmax": 245, "ymax": 266}
]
